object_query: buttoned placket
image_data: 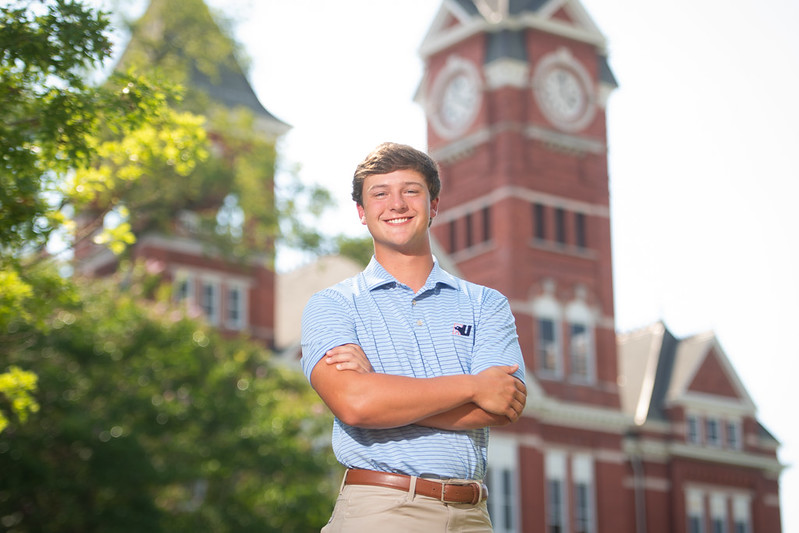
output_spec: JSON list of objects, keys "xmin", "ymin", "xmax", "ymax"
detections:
[{"xmin": 412, "ymin": 297, "xmax": 423, "ymax": 326}]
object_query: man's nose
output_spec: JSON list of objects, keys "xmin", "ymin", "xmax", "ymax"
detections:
[{"xmin": 390, "ymin": 193, "xmax": 408, "ymax": 210}]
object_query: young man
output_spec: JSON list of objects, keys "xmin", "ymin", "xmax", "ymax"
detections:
[{"xmin": 301, "ymin": 142, "xmax": 526, "ymax": 532}]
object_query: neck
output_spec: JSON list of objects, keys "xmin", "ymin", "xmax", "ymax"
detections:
[{"xmin": 374, "ymin": 249, "xmax": 434, "ymax": 293}]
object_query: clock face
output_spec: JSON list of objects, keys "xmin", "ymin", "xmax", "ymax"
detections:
[
  {"xmin": 540, "ymin": 67, "xmax": 586, "ymax": 122},
  {"xmin": 532, "ymin": 50, "xmax": 596, "ymax": 133},
  {"xmin": 440, "ymin": 73, "xmax": 479, "ymax": 130}
]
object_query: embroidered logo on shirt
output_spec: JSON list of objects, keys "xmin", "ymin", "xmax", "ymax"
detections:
[{"xmin": 453, "ymin": 323, "xmax": 472, "ymax": 337}]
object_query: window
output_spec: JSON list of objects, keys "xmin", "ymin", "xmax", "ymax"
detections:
[
  {"xmin": 687, "ymin": 489, "xmax": 705, "ymax": 533},
  {"xmin": 174, "ymin": 273, "xmax": 194, "ymax": 304},
  {"xmin": 565, "ymin": 298, "xmax": 594, "ymax": 382},
  {"xmin": 465, "ymin": 212, "xmax": 473, "ymax": 248},
  {"xmin": 449, "ymin": 219, "xmax": 458, "ymax": 252},
  {"xmin": 487, "ymin": 436, "xmax": 518, "ymax": 533},
  {"xmin": 482, "ymin": 206, "xmax": 491, "ymax": 242},
  {"xmin": 555, "ymin": 208, "xmax": 566, "ymax": 244},
  {"xmin": 537, "ymin": 318, "xmax": 560, "ymax": 375},
  {"xmin": 575, "ymin": 212, "xmax": 586, "ymax": 248},
  {"xmin": 545, "ymin": 452, "xmax": 567, "ymax": 533},
  {"xmin": 534, "ymin": 203, "xmax": 546, "ymax": 240},
  {"xmin": 573, "ymin": 455, "xmax": 594, "ymax": 533},
  {"xmin": 732, "ymin": 496, "xmax": 751, "ymax": 533},
  {"xmin": 726, "ymin": 420, "xmax": 742, "ymax": 450},
  {"xmin": 710, "ymin": 494, "xmax": 727, "ymax": 533},
  {"xmin": 534, "ymin": 293, "xmax": 562, "ymax": 377},
  {"xmin": 569, "ymin": 322, "xmax": 591, "ymax": 380},
  {"xmin": 225, "ymin": 284, "xmax": 247, "ymax": 330},
  {"xmin": 706, "ymin": 417, "xmax": 721, "ymax": 447},
  {"xmin": 200, "ymin": 280, "xmax": 219, "ymax": 325},
  {"xmin": 687, "ymin": 414, "xmax": 702, "ymax": 444}
]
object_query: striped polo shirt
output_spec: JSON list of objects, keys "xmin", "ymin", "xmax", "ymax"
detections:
[{"xmin": 301, "ymin": 257, "xmax": 525, "ymax": 480}]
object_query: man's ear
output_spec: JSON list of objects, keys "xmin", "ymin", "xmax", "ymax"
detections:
[
  {"xmin": 357, "ymin": 203, "xmax": 367, "ymax": 225},
  {"xmin": 430, "ymin": 197, "xmax": 440, "ymax": 218}
]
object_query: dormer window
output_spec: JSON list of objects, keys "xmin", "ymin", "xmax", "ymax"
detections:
[
  {"xmin": 706, "ymin": 417, "xmax": 721, "ymax": 447},
  {"xmin": 537, "ymin": 317, "xmax": 561, "ymax": 376},
  {"xmin": 686, "ymin": 414, "xmax": 702, "ymax": 445},
  {"xmin": 726, "ymin": 419, "xmax": 742, "ymax": 451}
]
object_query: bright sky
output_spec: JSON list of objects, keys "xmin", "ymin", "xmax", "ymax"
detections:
[{"xmin": 107, "ymin": 0, "xmax": 799, "ymax": 528}]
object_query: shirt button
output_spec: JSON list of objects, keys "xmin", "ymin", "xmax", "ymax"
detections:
[
  {"xmin": 416, "ymin": 320, "xmax": 423, "ymax": 326},
  {"xmin": 412, "ymin": 300, "xmax": 417, "ymax": 306}
]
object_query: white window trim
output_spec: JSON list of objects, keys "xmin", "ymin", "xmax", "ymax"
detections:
[
  {"xmin": 533, "ymin": 294, "xmax": 563, "ymax": 378},
  {"xmin": 487, "ymin": 436, "xmax": 520, "ymax": 533},
  {"xmin": 686, "ymin": 412, "xmax": 703, "ymax": 445},
  {"xmin": 174, "ymin": 270, "xmax": 196, "ymax": 306},
  {"xmin": 572, "ymin": 454, "xmax": 595, "ymax": 533},
  {"xmin": 200, "ymin": 278, "xmax": 220, "ymax": 326},
  {"xmin": 545, "ymin": 451, "xmax": 568, "ymax": 532},
  {"xmin": 224, "ymin": 283, "xmax": 248, "ymax": 331}
]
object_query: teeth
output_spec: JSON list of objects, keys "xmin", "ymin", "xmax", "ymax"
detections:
[{"xmin": 386, "ymin": 217, "xmax": 409, "ymax": 224}]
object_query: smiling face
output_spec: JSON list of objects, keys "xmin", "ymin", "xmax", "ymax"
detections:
[{"xmin": 357, "ymin": 169, "xmax": 439, "ymax": 260}]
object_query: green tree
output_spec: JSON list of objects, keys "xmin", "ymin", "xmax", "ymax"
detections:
[
  {"xmin": 0, "ymin": 265, "xmax": 337, "ymax": 532},
  {"xmin": 1, "ymin": 0, "xmax": 206, "ymax": 427},
  {"xmin": 1, "ymin": 1, "xmax": 339, "ymax": 530}
]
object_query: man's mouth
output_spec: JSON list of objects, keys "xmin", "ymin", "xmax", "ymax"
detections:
[{"xmin": 385, "ymin": 217, "xmax": 411, "ymax": 225}]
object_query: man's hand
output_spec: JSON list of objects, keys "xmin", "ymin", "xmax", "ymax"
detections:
[
  {"xmin": 324, "ymin": 343, "xmax": 374, "ymax": 373},
  {"xmin": 472, "ymin": 365, "xmax": 527, "ymax": 422}
]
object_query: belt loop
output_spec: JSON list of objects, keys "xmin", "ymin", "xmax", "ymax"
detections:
[
  {"xmin": 474, "ymin": 482, "xmax": 482, "ymax": 505},
  {"xmin": 340, "ymin": 469, "xmax": 350, "ymax": 494},
  {"xmin": 407, "ymin": 475, "xmax": 418, "ymax": 502}
]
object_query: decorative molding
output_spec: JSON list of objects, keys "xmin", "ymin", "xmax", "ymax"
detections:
[
  {"xmin": 435, "ymin": 184, "xmax": 610, "ymax": 224},
  {"xmin": 526, "ymin": 124, "xmax": 605, "ymax": 154},
  {"xmin": 484, "ymin": 57, "xmax": 529, "ymax": 89}
]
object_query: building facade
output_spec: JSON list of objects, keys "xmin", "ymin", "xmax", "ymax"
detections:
[
  {"xmin": 416, "ymin": 1, "xmax": 782, "ymax": 532},
  {"xmin": 73, "ymin": 0, "xmax": 288, "ymax": 348}
]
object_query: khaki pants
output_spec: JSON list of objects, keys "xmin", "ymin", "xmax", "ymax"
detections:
[{"xmin": 321, "ymin": 483, "xmax": 493, "ymax": 533}]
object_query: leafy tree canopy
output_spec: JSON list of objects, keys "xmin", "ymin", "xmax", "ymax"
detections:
[{"xmin": 1, "ymin": 264, "xmax": 338, "ymax": 532}]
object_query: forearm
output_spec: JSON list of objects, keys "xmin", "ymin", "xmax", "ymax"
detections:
[
  {"xmin": 315, "ymin": 369, "xmax": 479, "ymax": 429},
  {"xmin": 415, "ymin": 403, "xmax": 512, "ymax": 431}
]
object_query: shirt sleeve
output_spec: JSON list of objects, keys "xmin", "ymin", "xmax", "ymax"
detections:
[
  {"xmin": 300, "ymin": 289, "xmax": 359, "ymax": 383},
  {"xmin": 469, "ymin": 288, "xmax": 526, "ymax": 383}
]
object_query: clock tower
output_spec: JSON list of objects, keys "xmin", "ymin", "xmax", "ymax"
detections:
[
  {"xmin": 419, "ymin": 2, "xmax": 628, "ymax": 530},
  {"xmin": 419, "ymin": 0, "xmax": 619, "ymax": 408}
]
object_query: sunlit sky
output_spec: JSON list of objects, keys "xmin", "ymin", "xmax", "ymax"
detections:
[{"xmin": 101, "ymin": 0, "xmax": 798, "ymax": 529}]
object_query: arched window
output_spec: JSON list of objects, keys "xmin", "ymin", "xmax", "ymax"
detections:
[
  {"xmin": 533, "ymin": 292, "xmax": 562, "ymax": 378},
  {"xmin": 565, "ymin": 297, "xmax": 595, "ymax": 383}
]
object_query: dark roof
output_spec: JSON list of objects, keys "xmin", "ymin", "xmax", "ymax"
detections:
[
  {"xmin": 485, "ymin": 29, "xmax": 527, "ymax": 62},
  {"xmin": 123, "ymin": 0, "xmax": 288, "ymax": 129},
  {"xmin": 189, "ymin": 61, "xmax": 284, "ymax": 124},
  {"xmin": 453, "ymin": 0, "xmax": 549, "ymax": 18},
  {"xmin": 646, "ymin": 325, "xmax": 679, "ymax": 421},
  {"xmin": 598, "ymin": 55, "xmax": 618, "ymax": 87}
]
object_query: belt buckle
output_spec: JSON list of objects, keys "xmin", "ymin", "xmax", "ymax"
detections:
[{"xmin": 440, "ymin": 481, "xmax": 481, "ymax": 505}]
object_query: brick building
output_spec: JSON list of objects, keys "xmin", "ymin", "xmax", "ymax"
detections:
[
  {"xmin": 74, "ymin": 0, "xmax": 288, "ymax": 348},
  {"xmin": 73, "ymin": 1, "xmax": 784, "ymax": 531},
  {"xmin": 414, "ymin": 1, "xmax": 783, "ymax": 532}
]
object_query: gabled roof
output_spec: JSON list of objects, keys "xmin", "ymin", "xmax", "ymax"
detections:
[
  {"xmin": 618, "ymin": 321, "xmax": 758, "ymax": 426},
  {"xmin": 119, "ymin": 0, "xmax": 289, "ymax": 138},
  {"xmin": 420, "ymin": 0, "xmax": 610, "ymax": 56}
]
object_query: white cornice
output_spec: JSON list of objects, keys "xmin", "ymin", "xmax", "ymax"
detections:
[
  {"xmin": 525, "ymin": 124, "xmax": 606, "ymax": 154},
  {"xmin": 525, "ymin": 395, "xmax": 631, "ymax": 433},
  {"xmin": 625, "ymin": 438, "xmax": 784, "ymax": 474},
  {"xmin": 434, "ymin": 184, "xmax": 610, "ymax": 224}
]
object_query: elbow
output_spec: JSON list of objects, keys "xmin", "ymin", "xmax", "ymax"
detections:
[
  {"xmin": 330, "ymin": 389, "xmax": 384, "ymax": 428},
  {"xmin": 336, "ymin": 398, "xmax": 382, "ymax": 428}
]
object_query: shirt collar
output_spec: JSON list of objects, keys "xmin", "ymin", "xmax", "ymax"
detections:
[{"xmin": 362, "ymin": 256, "xmax": 459, "ymax": 293}]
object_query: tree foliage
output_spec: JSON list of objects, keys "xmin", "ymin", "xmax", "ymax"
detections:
[
  {"xmin": 0, "ymin": 265, "xmax": 338, "ymax": 532},
  {"xmin": 1, "ymin": 1, "xmax": 340, "ymax": 530}
]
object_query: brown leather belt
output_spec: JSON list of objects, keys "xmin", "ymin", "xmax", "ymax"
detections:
[{"xmin": 344, "ymin": 468, "xmax": 488, "ymax": 505}]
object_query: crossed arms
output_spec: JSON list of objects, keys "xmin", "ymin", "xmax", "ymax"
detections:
[{"xmin": 309, "ymin": 343, "xmax": 527, "ymax": 431}]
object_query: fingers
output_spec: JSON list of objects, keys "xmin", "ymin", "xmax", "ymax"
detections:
[{"xmin": 325, "ymin": 344, "xmax": 373, "ymax": 373}]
